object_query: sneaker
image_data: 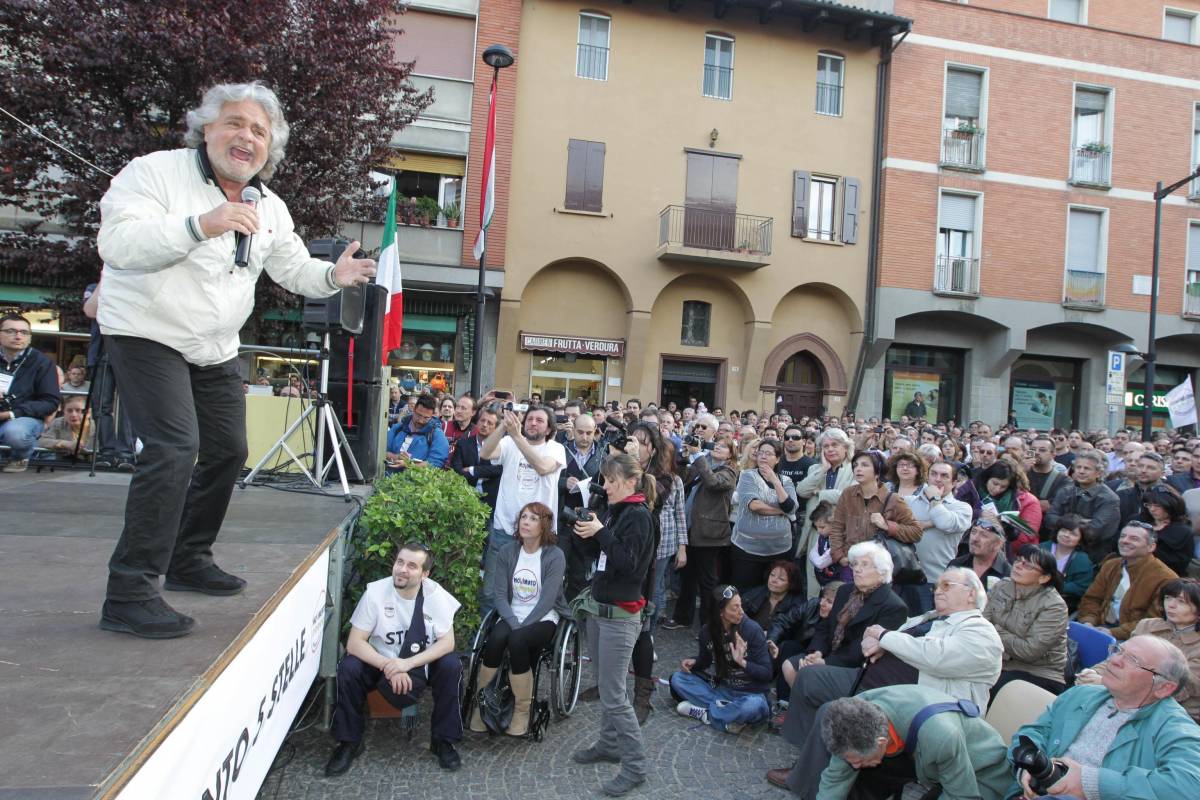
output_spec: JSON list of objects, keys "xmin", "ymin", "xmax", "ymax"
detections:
[
  {"xmin": 164, "ymin": 564, "xmax": 246, "ymax": 596},
  {"xmin": 675, "ymin": 701, "xmax": 709, "ymax": 724},
  {"xmin": 100, "ymin": 596, "xmax": 195, "ymax": 639},
  {"xmin": 770, "ymin": 710, "xmax": 787, "ymax": 730},
  {"xmin": 660, "ymin": 618, "xmax": 686, "ymax": 631},
  {"xmin": 116, "ymin": 457, "xmax": 136, "ymax": 472},
  {"xmin": 93, "ymin": 454, "xmax": 115, "ymax": 469},
  {"xmin": 2, "ymin": 458, "xmax": 28, "ymax": 474}
]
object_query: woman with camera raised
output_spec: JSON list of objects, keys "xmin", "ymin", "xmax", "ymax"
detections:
[{"xmin": 570, "ymin": 453, "xmax": 657, "ymax": 797}]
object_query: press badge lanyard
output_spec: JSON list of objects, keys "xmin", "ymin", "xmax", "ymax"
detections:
[{"xmin": 0, "ymin": 347, "xmax": 29, "ymax": 396}]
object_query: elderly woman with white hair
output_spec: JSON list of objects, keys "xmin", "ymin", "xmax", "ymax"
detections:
[{"xmin": 795, "ymin": 428, "xmax": 856, "ymax": 591}]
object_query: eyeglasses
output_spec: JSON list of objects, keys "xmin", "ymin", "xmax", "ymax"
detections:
[
  {"xmin": 784, "ymin": 434, "xmax": 804, "ymax": 441},
  {"xmin": 720, "ymin": 585, "xmax": 736, "ymax": 600},
  {"xmin": 0, "ymin": 328, "xmax": 30, "ymax": 336},
  {"xmin": 1012, "ymin": 557, "xmax": 1043, "ymax": 575},
  {"xmin": 934, "ymin": 580, "xmax": 971, "ymax": 592},
  {"xmin": 1106, "ymin": 643, "xmax": 1164, "ymax": 679},
  {"xmin": 692, "ymin": 424, "xmax": 708, "ymax": 430}
]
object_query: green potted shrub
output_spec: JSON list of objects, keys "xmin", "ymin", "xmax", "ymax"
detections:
[
  {"xmin": 954, "ymin": 121, "xmax": 983, "ymax": 136},
  {"xmin": 416, "ymin": 195, "xmax": 441, "ymax": 227},
  {"xmin": 1080, "ymin": 141, "xmax": 1110, "ymax": 154},
  {"xmin": 442, "ymin": 201, "xmax": 461, "ymax": 228},
  {"xmin": 350, "ymin": 466, "xmax": 491, "ymax": 641}
]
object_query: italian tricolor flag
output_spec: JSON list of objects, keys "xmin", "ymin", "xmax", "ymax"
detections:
[
  {"xmin": 472, "ymin": 73, "xmax": 498, "ymax": 261},
  {"xmin": 377, "ymin": 181, "xmax": 403, "ymax": 364}
]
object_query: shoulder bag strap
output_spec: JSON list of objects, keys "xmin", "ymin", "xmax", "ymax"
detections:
[{"xmin": 903, "ymin": 699, "xmax": 981, "ymax": 755}]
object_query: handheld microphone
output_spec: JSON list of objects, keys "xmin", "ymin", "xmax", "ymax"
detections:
[{"xmin": 234, "ymin": 185, "xmax": 262, "ymax": 268}]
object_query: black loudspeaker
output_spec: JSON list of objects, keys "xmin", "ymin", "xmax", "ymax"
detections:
[
  {"xmin": 328, "ymin": 283, "xmax": 387, "ymax": 385},
  {"xmin": 327, "ymin": 381, "xmax": 385, "ymax": 481},
  {"xmin": 303, "ymin": 238, "xmax": 367, "ymax": 334}
]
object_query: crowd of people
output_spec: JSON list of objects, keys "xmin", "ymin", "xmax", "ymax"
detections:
[{"xmin": 330, "ymin": 389, "xmax": 1200, "ymax": 798}]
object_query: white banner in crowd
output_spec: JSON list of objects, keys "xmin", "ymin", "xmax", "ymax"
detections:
[
  {"xmin": 1165, "ymin": 377, "xmax": 1197, "ymax": 428},
  {"xmin": 116, "ymin": 550, "xmax": 329, "ymax": 800}
]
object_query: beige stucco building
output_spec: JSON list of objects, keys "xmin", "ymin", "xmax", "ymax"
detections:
[{"xmin": 492, "ymin": 0, "xmax": 909, "ymax": 414}]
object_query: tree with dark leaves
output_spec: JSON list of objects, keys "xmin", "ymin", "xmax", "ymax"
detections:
[{"xmin": 0, "ymin": 0, "xmax": 432, "ymax": 341}]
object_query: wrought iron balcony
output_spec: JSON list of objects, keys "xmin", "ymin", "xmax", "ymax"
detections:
[
  {"xmin": 1185, "ymin": 272, "xmax": 1200, "ymax": 318},
  {"xmin": 656, "ymin": 205, "xmax": 772, "ymax": 269},
  {"xmin": 940, "ymin": 128, "xmax": 985, "ymax": 171},
  {"xmin": 1069, "ymin": 146, "xmax": 1112, "ymax": 188},
  {"xmin": 816, "ymin": 82, "xmax": 843, "ymax": 116},
  {"xmin": 1190, "ymin": 165, "xmax": 1200, "ymax": 201},
  {"xmin": 1063, "ymin": 269, "xmax": 1106, "ymax": 308},
  {"xmin": 703, "ymin": 64, "xmax": 733, "ymax": 99},
  {"xmin": 934, "ymin": 255, "xmax": 980, "ymax": 296},
  {"xmin": 576, "ymin": 43, "xmax": 608, "ymax": 80}
]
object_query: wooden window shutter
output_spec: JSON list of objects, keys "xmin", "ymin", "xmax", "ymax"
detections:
[
  {"xmin": 792, "ymin": 170, "xmax": 810, "ymax": 238},
  {"xmin": 564, "ymin": 139, "xmax": 587, "ymax": 210},
  {"xmin": 583, "ymin": 141, "xmax": 606, "ymax": 212},
  {"xmin": 840, "ymin": 177, "xmax": 860, "ymax": 244}
]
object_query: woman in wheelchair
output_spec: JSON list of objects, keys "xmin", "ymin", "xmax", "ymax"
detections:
[{"xmin": 470, "ymin": 501, "xmax": 570, "ymax": 737}]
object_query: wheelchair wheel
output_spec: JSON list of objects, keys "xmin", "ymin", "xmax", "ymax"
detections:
[
  {"xmin": 460, "ymin": 609, "xmax": 498, "ymax": 726},
  {"xmin": 551, "ymin": 619, "xmax": 582, "ymax": 718}
]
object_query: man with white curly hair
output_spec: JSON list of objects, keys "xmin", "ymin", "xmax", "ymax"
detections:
[{"xmin": 95, "ymin": 81, "xmax": 377, "ymax": 639}]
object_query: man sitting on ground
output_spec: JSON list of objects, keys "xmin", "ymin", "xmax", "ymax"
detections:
[
  {"xmin": 325, "ymin": 542, "xmax": 463, "ymax": 776},
  {"xmin": 1076, "ymin": 522, "xmax": 1177, "ymax": 641},
  {"xmin": 1008, "ymin": 635, "xmax": 1200, "ymax": 800}
]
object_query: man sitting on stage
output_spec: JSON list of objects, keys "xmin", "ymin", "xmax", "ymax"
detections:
[{"xmin": 326, "ymin": 542, "xmax": 463, "ymax": 776}]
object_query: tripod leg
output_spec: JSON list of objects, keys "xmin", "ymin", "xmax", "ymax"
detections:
[
  {"xmin": 321, "ymin": 405, "xmax": 352, "ymax": 498},
  {"xmin": 242, "ymin": 404, "xmax": 321, "ymax": 487}
]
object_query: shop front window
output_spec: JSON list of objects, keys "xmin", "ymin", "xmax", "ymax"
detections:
[
  {"xmin": 530, "ymin": 354, "xmax": 606, "ymax": 406},
  {"xmin": 882, "ymin": 346, "xmax": 963, "ymax": 424},
  {"xmin": 1125, "ymin": 364, "xmax": 1188, "ymax": 432},
  {"xmin": 390, "ymin": 314, "xmax": 459, "ymax": 396},
  {"xmin": 1009, "ymin": 356, "xmax": 1080, "ymax": 430}
]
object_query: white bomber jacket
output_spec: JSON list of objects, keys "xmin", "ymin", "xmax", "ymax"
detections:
[{"xmin": 97, "ymin": 148, "xmax": 340, "ymax": 366}]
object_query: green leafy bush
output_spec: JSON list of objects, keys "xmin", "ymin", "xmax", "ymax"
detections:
[{"xmin": 350, "ymin": 466, "xmax": 491, "ymax": 643}]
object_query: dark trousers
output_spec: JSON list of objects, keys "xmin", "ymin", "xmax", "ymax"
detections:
[
  {"xmin": 774, "ymin": 638, "xmax": 808, "ymax": 700},
  {"xmin": 90, "ymin": 353, "xmax": 136, "ymax": 459},
  {"xmin": 103, "ymin": 336, "xmax": 248, "ymax": 601},
  {"xmin": 558, "ymin": 525, "xmax": 594, "ymax": 602},
  {"xmin": 729, "ymin": 545, "xmax": 784, "ymax": 594},
  {"xmin": 330, "ymin": 653, "xmax": 463, "ymax": 744},
  {"xmin": 782, "ymin": 664, "xmax": 859, "ymax": 747},
  {"xmin": 482, "ymin": 619, "xmax": 556, "ymax": 673},
  {"xmin": 673, "ymin": 544, "xmax": 727, "ymax": 625}
]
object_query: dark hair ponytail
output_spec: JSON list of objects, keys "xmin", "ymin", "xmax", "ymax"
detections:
[{"xmin": 638, "ymin": 472, "xmax": 657, "ymax": 509}]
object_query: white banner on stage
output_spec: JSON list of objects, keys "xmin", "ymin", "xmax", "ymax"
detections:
[
  {"xmin": 116, "ymin": 549, "xmax": 329, "ymax": 800},
  {"xmin": 1165, "ymin": 377, "xmax": 1197, "ymax": 428}
]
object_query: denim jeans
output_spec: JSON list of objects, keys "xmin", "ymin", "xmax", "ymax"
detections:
[
  {"xmin": 0, "ymin": 416, "xmax": 44, "ymax": 460},
  {"xmin": 479, "ymin": 525, "xmax": 515, "ymax": 617},
  {"xmin": 649, "ymin": 554, "xmax": 675, "ymax": 631},
  {"xmin": 668, "ymin": 670, "xmax": 770, "ymax": 731}
]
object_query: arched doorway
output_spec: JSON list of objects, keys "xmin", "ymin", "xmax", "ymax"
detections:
[{"xmin": 775, "ymin": 351, "xmax": 825, "ymax": 417}]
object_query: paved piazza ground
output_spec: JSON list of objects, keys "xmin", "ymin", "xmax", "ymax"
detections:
[{"xmin": 258, "ymin": 623, "xmax": 794, "ymax": 799}]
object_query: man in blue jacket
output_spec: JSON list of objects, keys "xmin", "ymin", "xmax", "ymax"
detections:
[
  {"xmin": 0, "ymin": 313, "xmax": 62, "ymax": 473},
  {"xmin": 386, "ymin": 394, "xmax": 449, "ymax": 471},
  {"xmin": 1009, "ymin": 634, "xmax": 1200, "ymax": 800}
]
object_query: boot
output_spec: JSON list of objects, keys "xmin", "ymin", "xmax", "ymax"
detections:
[
  {"xmin": 633, "ymin": 676, "xmax": 655, "ymax": 726},
  {"xmin": 506, "ymin": 670, "xmax": 534, "ymax": 736},
  {"xmin": 469, "ymin": 665, "xmax": 497, "ymax": 732}
]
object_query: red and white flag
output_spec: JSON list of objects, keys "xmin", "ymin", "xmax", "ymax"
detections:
[
  {"xmin": 472, "ymin": 73, "xmax": 498, "ymax": 261},
  {"xmin": 377, "ymin": 180, "xmax": 403, "ymax": 364}
]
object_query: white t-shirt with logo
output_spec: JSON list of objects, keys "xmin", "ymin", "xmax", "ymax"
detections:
[
  {"xmin": 349, "ymin": 576, "xmax": 461, "ymax": 661},
  {"xmin": 492, "ymin": 436, "xmax": 567, "ymax": 535},
  {"xmin": 510, "ymin": 547, "xmax": 560, "ymax": 626}
]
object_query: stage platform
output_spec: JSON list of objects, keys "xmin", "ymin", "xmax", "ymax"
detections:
[{"xmin": 0, "ymin": 470, "xmax": 364, "ymax": 800}]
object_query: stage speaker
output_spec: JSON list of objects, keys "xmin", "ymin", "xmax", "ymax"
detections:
[
  {"xmin": 303, "ymin": 238, "xmax": 367, "ymax": 334},
  {"xmin": 327, "ymin": 283, "xmax": 387, "ymax": 385},
  {"xmin": 326, "ymin": 381, "xmax": 386, "ymax": 481}
]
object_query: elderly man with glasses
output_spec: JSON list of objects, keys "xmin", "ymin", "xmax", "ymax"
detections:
[
  {"xmin": 0, "ymin": 313, "xmax": 61, "ymax": 473},
  {"xmin": 1007, "ymin": 634, "xmax": 1200, "ymax": 800},
  {"xmin": 1076, "ymin": 522, "xmax": 1177, "ymax": 641}
]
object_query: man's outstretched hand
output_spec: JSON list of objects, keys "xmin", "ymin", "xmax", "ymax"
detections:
[{"xmin": 333, "ymin": 240, "xmax": 376, "ymax": 287}]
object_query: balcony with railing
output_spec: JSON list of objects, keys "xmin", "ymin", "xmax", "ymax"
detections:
[
  {"xmin": 1185, "ymin": 271, "xmax": 1200, "ymax": 318},
  {"xmin": 1190, "ymin": 165, "xmax": 1200, "ymax": 201},
  {"xmin": 656, "ymin": 205, "xmax": 773, "ymax": 269},
  {"xmin": 703, "ymin": 64, "xmax": 733, "ymax": 99},
  {"xmin": 1069, "ymin": 145, "xmax": 1112, "ymax": 188},
  {"xmin": 576, "ymin": 43, "xmax": 608, "ymax": 80},
  {"xmin": 816, "ymin": 82, "xmax": 842, "ymax": 116},
  {"xmin": 1063, "ymin": 269, "xmax": 1106, "ymax": 308},
  {"xmin": 934, "ymin": 255, "xmax": 980, "ymax": 296},
  {"xmin": 940, "ymin": 128, "xmax": 985, "ymax": 171}
]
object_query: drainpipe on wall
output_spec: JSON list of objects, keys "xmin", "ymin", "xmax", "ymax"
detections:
[{"xmin": 846, "ymin": 27, "xmax": 908, "ymax": 413}]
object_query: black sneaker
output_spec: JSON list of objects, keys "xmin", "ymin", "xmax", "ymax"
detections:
[
  {"xmin": 164, "ymin": 564, "xmax": 246, "ymax": 596},
  {"xmin": 324, "ymin": 740, "xmax": 363, "ymax": 777},
  {"xmin": 93, "ymin": 454, "xmax": 115, "ymax": 469},
  {"xmin": 116, "ymin": 457, "xmax": 136, "ymax": 472},
  {"xmin": 100, "ymin": 597, "xmax": 195, "ymax": 639},
  {"xmin": 430, "ymin": 738, "xmax": 461, "ymax": 771},
  {"xmin": 660, "ymin": 618, "xmax": 687, "ymax": 631}
]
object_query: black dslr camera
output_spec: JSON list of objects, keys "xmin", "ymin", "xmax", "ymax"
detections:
[
  {"xmin": 560, "ymin": 506, "xmax": 594, "ymax": 526},
  {"xmin": 684, "ymin": 434, "xmax": 715, "ymax": 451},
  {"xmin": 1011, "ymin": 735, "xmax": 1068, "ymax": 795}
]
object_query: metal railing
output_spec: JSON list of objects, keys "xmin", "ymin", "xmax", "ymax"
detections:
[
  {"xmin": 815, "ymin": 82, "xmax": 842, "ymax": 116},
  {"xmin": 658, "ymin": 205, "xmax": 773, "ymax": 256},
  {"xmin": 576, "ymin": 43, "xmax": 608, "ymax": 80},
  {"xmin": 1185, "ymin": 271, "xmax": 1200, "ymax": 317},
  {"xmin": 934, "ymin": 255, "xmax": 980, "ymax": 296},
  {"xmin": 1070, "ymin": 147, "xmax": 1112, "ymax": 186},
  {"xmin": 1190, "ymin": 165, "xmax": 1200, "ymax": 200},
  {"xmin": 941, "ymin": 128, "xmax": 985, "ymax": 170},
  {"xmin": 703, "ymin": 64, "xmax": 733, "ymax": 99},
  {"xmin": 1063, "ymin": 269, "xmax": 1106, "ymax": 307}
]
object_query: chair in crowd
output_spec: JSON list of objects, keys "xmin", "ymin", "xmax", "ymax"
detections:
[
  {"xmin": 1068, "ymin": 621, "xmax": 1117, "ymax": 669},
  {"xmin": 985, "ymin": 679, "xmax": 1057, "ymax": 744},
  {"xmin": 460, "ymin": 609, "xmax": 582, "ymax": 741}
]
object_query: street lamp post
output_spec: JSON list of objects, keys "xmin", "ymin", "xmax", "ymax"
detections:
[
  {"xmin": 471, "ymin": 44, "xmax": 515, "ymax": 400},
  {"xmin": 1143, "ymin": 165, "xmax": 1200, "ymax": 441}
]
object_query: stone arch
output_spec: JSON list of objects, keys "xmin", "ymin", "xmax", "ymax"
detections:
[
  {"xmin": 761, "ymin": 332, "xmax": 848, "ymax": 396},
  {"xmin": 517, "ymin": 257, "xmax": 632, "ymax": 339}
]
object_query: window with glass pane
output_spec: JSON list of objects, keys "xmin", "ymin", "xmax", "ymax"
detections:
[
  {"xmin": 816, "ymin": 54, "xmax": 844, "ymax": 116},
  {"xmin": 1192, "ymin": 105, "xmax": 1200, "ymax": 196},
  {"xmin": 1073, "ymin": 89, "xmax": 1107, "ymax": 146},
  {"xmin": 1165, "ymin": 11, "xmax": 1196, "ymax": 43},
  {"xmin": 681, "ymin": 301, "xmax": 711, "ymax": 347},
  {"xmin": 1067, "ymin": 208, "xmax": 1103, "ymax": 272},
  {"xmin": 703, "ymin": 35, "xmax": 734, "ymax": 100},
  {"xmin": 807, "ymin": 178, "xmax": 836, "ymax": 241},
  {"xmin": 577, "ymin": 14, "xmax": 610, "ymax": 80},
  {"xmin": 937, "ymin": 193, "xmax": 976, "ymax": 293},
  {"xmin": 944, "ymin": 68, "xmax": 982, "ymax": 129},
  {"xmin": 1048, "ymin": 0, "xmax": 1083, "ymax": 23}
]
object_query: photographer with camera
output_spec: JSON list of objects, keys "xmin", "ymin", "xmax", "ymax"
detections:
[
  {"xmin": 558, "ymin": 412, "xmax": 605, "ymax": 600},
  {"xmin": 1008, "ymin": 634, "xmax": 1200, "ymax": 800}
]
